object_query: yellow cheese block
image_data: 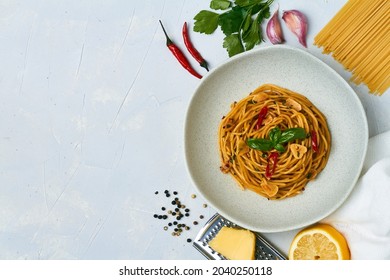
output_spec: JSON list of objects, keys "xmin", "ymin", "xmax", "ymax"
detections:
[{"xmin": 208, "ymin": 226, "xmax": 256, "ymax": 260}]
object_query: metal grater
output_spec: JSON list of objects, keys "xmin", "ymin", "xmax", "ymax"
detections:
[{"xmin": 193, "ymin": 213, "xmax": 286, "ymax": 260}]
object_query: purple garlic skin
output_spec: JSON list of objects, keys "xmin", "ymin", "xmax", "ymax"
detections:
[
  {"xmin": 282, "ymin": 10, "xmax": 308, "ymax": 48},
  {"xmin": 266, "ymin": 8, "xmax": 284, "ymax": 44}
]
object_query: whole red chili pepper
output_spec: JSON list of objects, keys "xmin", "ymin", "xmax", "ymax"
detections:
[
  {"xmin": 265, "ymin": 152, "xmax": 279, "ymax": 179},
  {"xmin": 159, "ymin": 20, "xmax": 202, "ymax": 79},
  {"xmin": 255, "ymin": 106, "xmax": 268, "ymax": 130},
  {"xmin": 182, "ymin": 22, "xmax": 209, "ymax": 72},
  {"xmin": 311, "ymin": 130, "xmax": 319, "ymax": 153}
]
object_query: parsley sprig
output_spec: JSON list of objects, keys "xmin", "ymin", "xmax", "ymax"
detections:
[{"xmin": 193, "ymin": 0, "xmax": 274, "ymax": 57}]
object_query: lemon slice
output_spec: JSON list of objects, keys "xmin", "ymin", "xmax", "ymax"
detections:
[{"xmin": 289, "ymin": 223, "xmax": 351, "ymax": 260}]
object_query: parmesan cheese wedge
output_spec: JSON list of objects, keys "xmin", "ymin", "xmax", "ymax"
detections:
[{"xmin": 208, "ymin": 226, "xmax": 256, "ymax": 260}]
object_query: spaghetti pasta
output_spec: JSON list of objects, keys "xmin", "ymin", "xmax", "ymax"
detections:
[
  {"xmin": 218, "ymin": 84, "xmax": 331, "ymax": 200},
  {"xmin": 314, "ymin": 0, "xmax": 390, "ymax": 95}
]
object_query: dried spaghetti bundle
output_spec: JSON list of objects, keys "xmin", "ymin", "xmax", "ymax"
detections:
[{"xmin": 314, "ymin": 0, "xmax": 390, "ymax": 95}]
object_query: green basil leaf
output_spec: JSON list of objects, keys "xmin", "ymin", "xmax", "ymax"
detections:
[
  {"xmin": 274, "ymin": 143, "xmax": 285, "ymax": 153},
  {"xmin": 246, "ymin": 138, "xmax": 273, "ymax": 151},
  {"xmin": 268, "ymin": 127, "xmax": 281, "ymax": 145},
  {"xmin": 279, "ymin": 128, "xmax": 306, "ymax": 143}
]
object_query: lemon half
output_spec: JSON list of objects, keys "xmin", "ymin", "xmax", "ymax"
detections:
[{"xmin": 289, "ymin": 223, "xmax": 351, "ymax": 260}]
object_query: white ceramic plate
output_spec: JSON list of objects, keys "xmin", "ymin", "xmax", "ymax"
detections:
[{"xmin": 184, "ymin": 45, "xmax": 368, "ymax": 233}]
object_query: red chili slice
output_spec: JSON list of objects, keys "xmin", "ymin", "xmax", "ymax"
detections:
[
  {"xmin": 265, "ymin": 152, "xmax": 278, "ymax": 179},
  {"xmin": 255, "ymin": 106, "xmax": 268, "ymax": 130},
  {"xmin": 311, "ymin": 130, "xmax": 318, "ymax": 153}
]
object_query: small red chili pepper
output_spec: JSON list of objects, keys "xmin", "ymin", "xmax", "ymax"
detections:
[
  {"xmin": 182, "ymin": 22, "xmax": 209, "ymax": 72},
  {"xmin": 311, "ymin": 130, "xmax": 319, "ymax": 153},
  {"xmin": 265, "ymin": 152, "xmax": 279, "ymax": 179},
  {"xmin": 159, "ymin": 20, "xmax": 202, "ymax": 79},
  {"xmin": 255, "ymin": 106, "xmax": 268, "ymax": 130}
]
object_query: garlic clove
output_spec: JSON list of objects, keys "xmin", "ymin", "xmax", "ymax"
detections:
[
  {"xmin": 282, "ymin": 10, "xmax": 308, "ymax": 48},
  {"xmin": 266, "ymin": 8, "xmax": 284, "ymax": 45}
]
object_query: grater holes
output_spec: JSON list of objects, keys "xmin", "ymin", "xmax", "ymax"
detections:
[{"xmin": 256, "ymin": 246, "xmax": 272, "ymax": 260}]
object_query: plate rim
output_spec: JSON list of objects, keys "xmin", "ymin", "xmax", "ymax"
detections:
[{"xmin": 184, "ymin": 45, "xmax": 368, "ymax": 232}]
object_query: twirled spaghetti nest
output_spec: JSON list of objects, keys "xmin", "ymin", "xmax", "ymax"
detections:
[{"xmin": 219, "ymin": 84, "xmax": 331, "ymax": 200}]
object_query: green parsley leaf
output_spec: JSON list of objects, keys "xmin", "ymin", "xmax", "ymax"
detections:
[
  {"xmin": 256, "ymin": 4, "xmax": 271, "ymax": 23},
  {"xmin": 242, "ymin": 17, "xmax": 261, "ymax": 50},
  {"xmin": 210, "ymin": 0, "xmax": 231, "ymax": 10},
  {"xmin": 234, "ymin": 0, "xmax": 263, "ymax": 7},
  {"xmin": 218, "ymin": 7, "xmax": 245, "ymax": 35},
  {"xmin": 241, "ymin": 10, "xmax": 252, "ymax": 33},
  {"xmin": 193, "ymin": 10, "xmax": 220, "ymax": 34},
  {"xmin": 223, "ymin": 34, "xmax": 244, "ymax": 57},
  {"xmin": 251, "ymin": 1, "xmax": 269, "ymax": 16},
  {"xmin": 193, "ymin": 0, "xmax": 274, "ymax": 57}
]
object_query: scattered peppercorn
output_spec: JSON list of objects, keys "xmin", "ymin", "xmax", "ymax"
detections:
[{"xmin": 153, "ymin": 189, "xmax": 208, "ymax": 241}]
